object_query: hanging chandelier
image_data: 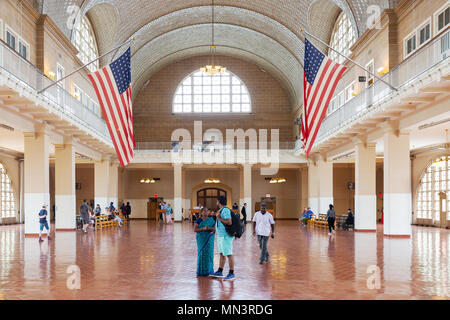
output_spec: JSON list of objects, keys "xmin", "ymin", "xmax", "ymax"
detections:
[{"xmin": 200, "ymin": 0, "xmax": 226, "ymax": 75}]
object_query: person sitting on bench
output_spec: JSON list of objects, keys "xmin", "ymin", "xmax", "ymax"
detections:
[
  {"xmin": 343, "ymin": 208, "xmax": 354, "ymax": 230},
  {"xmin": 110, "ymin": 208, "xmax": 123, "ymax": 227},
  {"xmin": 301, "ymin": 207, "xmax": 314, "ymax": 226}
]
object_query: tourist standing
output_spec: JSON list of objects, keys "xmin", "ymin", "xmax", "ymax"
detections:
[
  {"xmin": 79, "ymin": 200, "xmax": 91, "ymax": 234},
  {"xmin": 253, "ymin": 203, "xmax": 275, "ymax": 264},
  {"xmin": 94, "ymin": 204, "xmax": 101, "ymax": 216},
  {"xmin": 194, "ymin": 208, "xmax": 216, "ymax": 276},
  {"xmin": 125, "ymin": 202, "xmax": 131, "ymax": 220},
  {"xmin": 210, "ymin": 196, "xmax": 235, "ymax": 281},
  {"xmin": 326, "ymin": 204, "xmax": 336, "ymax": 236},
  {"xmin": 241, "ymin": 203, "xmax": 248, "ymax": 224},
  {"xmin": 38, "ymin": 205, "xmax": 52, "ymax": 242},
  {"xmin": 166, "ymin": 204, "xmax": 173, "ymax": 223}
]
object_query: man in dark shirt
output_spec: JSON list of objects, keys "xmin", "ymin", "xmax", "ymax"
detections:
[
  {"xmin": 79, "ymin": 200, "xmax": 91, "ymax": 234},
  {"xmin": 39, "ymin": 205, "xmax": 51, "ymax": 242},
  {"xmin": 241, "ymin": 203, "xmax": 248, "ymax": 224},
  {"xmin": 125, "ymin": 202, "xmax": 131, "ymax": 221}
]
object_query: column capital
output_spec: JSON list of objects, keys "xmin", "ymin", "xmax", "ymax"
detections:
[
  {"xmin": 23, "ymin": 123, "xmax": 51, "ymax": 139},
  {"xmin": 352, "ymin": 134, "xmax": 368, "ymax": 145}
]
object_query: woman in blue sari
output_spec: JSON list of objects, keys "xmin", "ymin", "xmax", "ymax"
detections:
[{"xmin": 194, "ymin": 208, "xmax": 216, "ymax": 276}]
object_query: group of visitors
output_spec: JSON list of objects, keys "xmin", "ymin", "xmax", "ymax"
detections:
[
  {"xmin": 79, "ymin": 200, "xmax": 132, "ymax": 234},
  {"xmin": 300, "ymin": 205, "xmax": 355, "ymax": 236},
  {"xmin": 300, "ymin": 207, "xmax": 314, "ymax": 226},
  {"xmin": 158, "ymin": 201, "xmax": 173, "ymax": 223},
  {"xmin": 194, "ymin": 197, "xmax": 275, "ymax": 280}
]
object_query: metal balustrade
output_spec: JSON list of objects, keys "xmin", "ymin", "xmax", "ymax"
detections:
[
  {"xmin": 135, "ymin": 141, "xmax": 296, "ymax": 151},
  {"xmin": 302, "ymin": 28, "xmax": 450, "ymax": 150},
  {"xmin": 0, "ymin": 40, "xmax": 110, "ymax": 142}
]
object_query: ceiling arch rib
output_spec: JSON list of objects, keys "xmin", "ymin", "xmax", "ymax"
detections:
[
  {"xmin": 111, "ymin": 6, "xmax": 305, "ymax": 68},
  {"xmin": 40, "ymin": 1, "xmax": 393, "ymax": 58},
  {"xmin": 85, "ymin": 3, "xmax": 120, "ymax": 67},
  {"xmin": 132, "ymin": 24, "xmax": 302, "ymax": 106}
]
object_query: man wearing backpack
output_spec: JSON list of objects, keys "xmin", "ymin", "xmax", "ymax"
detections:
[
  {"xmin": 210, "ymin": 196, "xmax": 235, "ymax": 281},
  {"xmin": 253, "ymin": 203, "xmax": 275, "ymax": 265}
]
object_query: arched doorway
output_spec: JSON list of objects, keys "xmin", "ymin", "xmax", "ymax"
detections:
[
  {"xmin": 197, "ymin": 188, "xmax": 227, "ymax": 210},
  {"xmin": 416, "ymin": 155, "xmax": 449, "ymax": 228}
]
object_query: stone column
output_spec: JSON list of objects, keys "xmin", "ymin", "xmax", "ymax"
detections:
[
  {"xmin": 94, "ymin": 158, "xmax": 110, "ymax": 208},
  {"xmin": 355, "ymin": 142, "xmax": 377, "ymax": 231},
  {"xmin": 24, "ymin": 127, "xmax": 50, "ymax": 236},
  {"xmin": 317, "ymin": 155, "xmax": 333, "ymax": 214},
  {"xmin": 383, "ymin": 128, "xmax": 412, "ymax": 237},
  {"xmin": 308, "ymin": 159, "xmax": 319, "ymax": 217},
  {"xmin": 241, "ymin": 163, "xmax": 252, "ymax": 221},
  {"xmin": 55, "ymin": 138, "xmax": 76, "ymax": 231},
  {"xmin": 108, "ymin": 161, "xmax": 119, "ymax": 207},
  {"xmin": 173, "ymin": 163, "xmax": 183, "ymax": 221},
  {"xmin": 299, "ymin": 167, "xmax": 309, "ymax": 212}
]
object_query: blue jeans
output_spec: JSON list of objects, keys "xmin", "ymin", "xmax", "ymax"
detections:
[
  {"xmin": 40, "ymin": 222, "xmax": 49, "ymax": 231},
  {"xmin": 257, "ymin": 235, "xmax": 269, "ymax": 262}
]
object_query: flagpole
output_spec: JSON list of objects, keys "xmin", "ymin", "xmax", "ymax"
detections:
[
  {"xmin": 38, "ymin": 37, "xmax": 136, "ymax": 94},
  {"xmin": 300, "ymin": 29, "xmax": 398, "ymax": 91}
]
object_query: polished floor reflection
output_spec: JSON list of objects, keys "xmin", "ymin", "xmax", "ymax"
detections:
[{"xmin": 0, "ymin": 221, "xmax": 449, "ymax": 300}]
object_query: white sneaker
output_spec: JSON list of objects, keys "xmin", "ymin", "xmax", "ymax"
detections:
[
  {"xmin": 332, "ymin": 230, "xmax": 336, "ymax": 234},
  {"xmin": 328, "ymin": 233, "xmax": 332, "ymax": 236}
]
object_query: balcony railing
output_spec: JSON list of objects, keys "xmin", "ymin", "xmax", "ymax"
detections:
[
  {"xmin": 136, "ymin": 141, "xmax": 296, "ymax": 151},
  {"xmin": 0, "ymin": 40, "xmax": 111, "ymax": 142},
  {"xmin": 312, "ymin": 28, "xmax": 450, "ymax": 146}
]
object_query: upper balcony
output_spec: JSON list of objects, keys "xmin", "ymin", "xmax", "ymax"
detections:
[
  {"xmin": 296, "ymin": 27, "xmax": 450, "ymax": 154},
  {"xmin": 0, "ymin": 40, "xmax": 113, "ymax": 156}
]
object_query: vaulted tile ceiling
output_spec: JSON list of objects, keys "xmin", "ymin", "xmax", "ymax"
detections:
[{"xmin": 35, "ymin": 0, "xmax": 395, "ymax": 106}]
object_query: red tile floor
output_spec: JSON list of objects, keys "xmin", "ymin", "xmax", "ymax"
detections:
[{"xmin": 0, "ymin": 220, "xmax": 449, "ymax": 300}]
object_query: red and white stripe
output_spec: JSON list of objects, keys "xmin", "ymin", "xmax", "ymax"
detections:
[
  {"xmin": 303, "ymin": 60, "xmax": 346, "ymax": 157},
  {"xmin": 88, "ymin": 67, "xmax": 134, "ymax": 166}
]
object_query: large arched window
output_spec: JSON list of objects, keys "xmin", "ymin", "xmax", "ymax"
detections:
[
  {"xmin": 416, "ymin": 156, "xmax": 450, "ymax": 224},
  {"xmin": 329, "ymin": 12, "xmax": 356, "ymax": 64},
  {"xmin": 0, "ymin": 163, "xmax": 15, "ymax": 218},
  {"xmin": 72, "ymin": 16, "xmax": 99, "ymax": 73},
  {"xmin": 173, "ymin": 70, "xmax": 251, "ymax": 113}
]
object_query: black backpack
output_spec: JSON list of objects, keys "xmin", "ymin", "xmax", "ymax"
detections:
[{"xmin": 222, "ymin": 208, "xmax": 245, "ymax": 238}]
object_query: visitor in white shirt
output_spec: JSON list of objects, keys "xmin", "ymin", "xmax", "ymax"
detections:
[{"xmin": 252, "ymin": 202, "xmax": 275, "ymax": 265}]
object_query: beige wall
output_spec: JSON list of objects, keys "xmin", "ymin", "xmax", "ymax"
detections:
[
  {"xmin": 134, "ymin": 55, "xmax": 294, "ymax": 144},
  {"xmin": 251, "ymin": 168, "xmax": 301, "ymax": 219},
  {"xmin": 333, "ymin": 164, "xmax": 355, "ymax": 215},
  {"xmin": 76, "ymin": 165, "xmax": 95, "ymax": 209},
  {"xmin": 0, "ymin": 0, "xmax": 100, "ymax": 112},
  {"xmin": 396, "ymin": 0, "xmax": 448, "ymax": 60},
  {"xmin": 0, "ymin": 0, "xmax": 38, "ymax": 65}
]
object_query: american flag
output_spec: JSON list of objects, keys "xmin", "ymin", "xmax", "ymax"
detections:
[
  {"xmin": 88, "ymin": 48, "xmax": 135, "ymax": 167},
  {"xmin": 302, "ymin": 39, "xmax": 346, "ymax": 157}
]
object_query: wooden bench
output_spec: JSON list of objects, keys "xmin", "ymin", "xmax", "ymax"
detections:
[
  {"xmin": 308, "ymin": 214, "xmax": 337, "ymax": 229},
  {"xmin": 94, "ymin": 214, "xmax": 127, "ymax": 230}
]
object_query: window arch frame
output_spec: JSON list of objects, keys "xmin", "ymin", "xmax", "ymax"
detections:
[
  {"xmin": 415, "ymin": 155, "xmax": 450, "ymax": 225},
  {"xmin": 328, "ymin": 11, "xmax": 357, "ymax": 65},
  {"xmin": 0, "ymin": 162, "xmax": 16, "ymax": 219},
  {"xmin": 72, "ymin": 16, "xmax": 100, "ymax": 73},
  {"xmin": 172, "ymin": 69, "xmax": 252, "ymax": 114}
]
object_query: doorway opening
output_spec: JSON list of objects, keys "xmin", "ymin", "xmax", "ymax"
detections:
[
  {"xmin": 197, "ymin": 188, "xmax": 227, "ymax": 210},
  {"xmin": 147, "ymin": 197, "xmax": 164, "ymax": 220}
]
